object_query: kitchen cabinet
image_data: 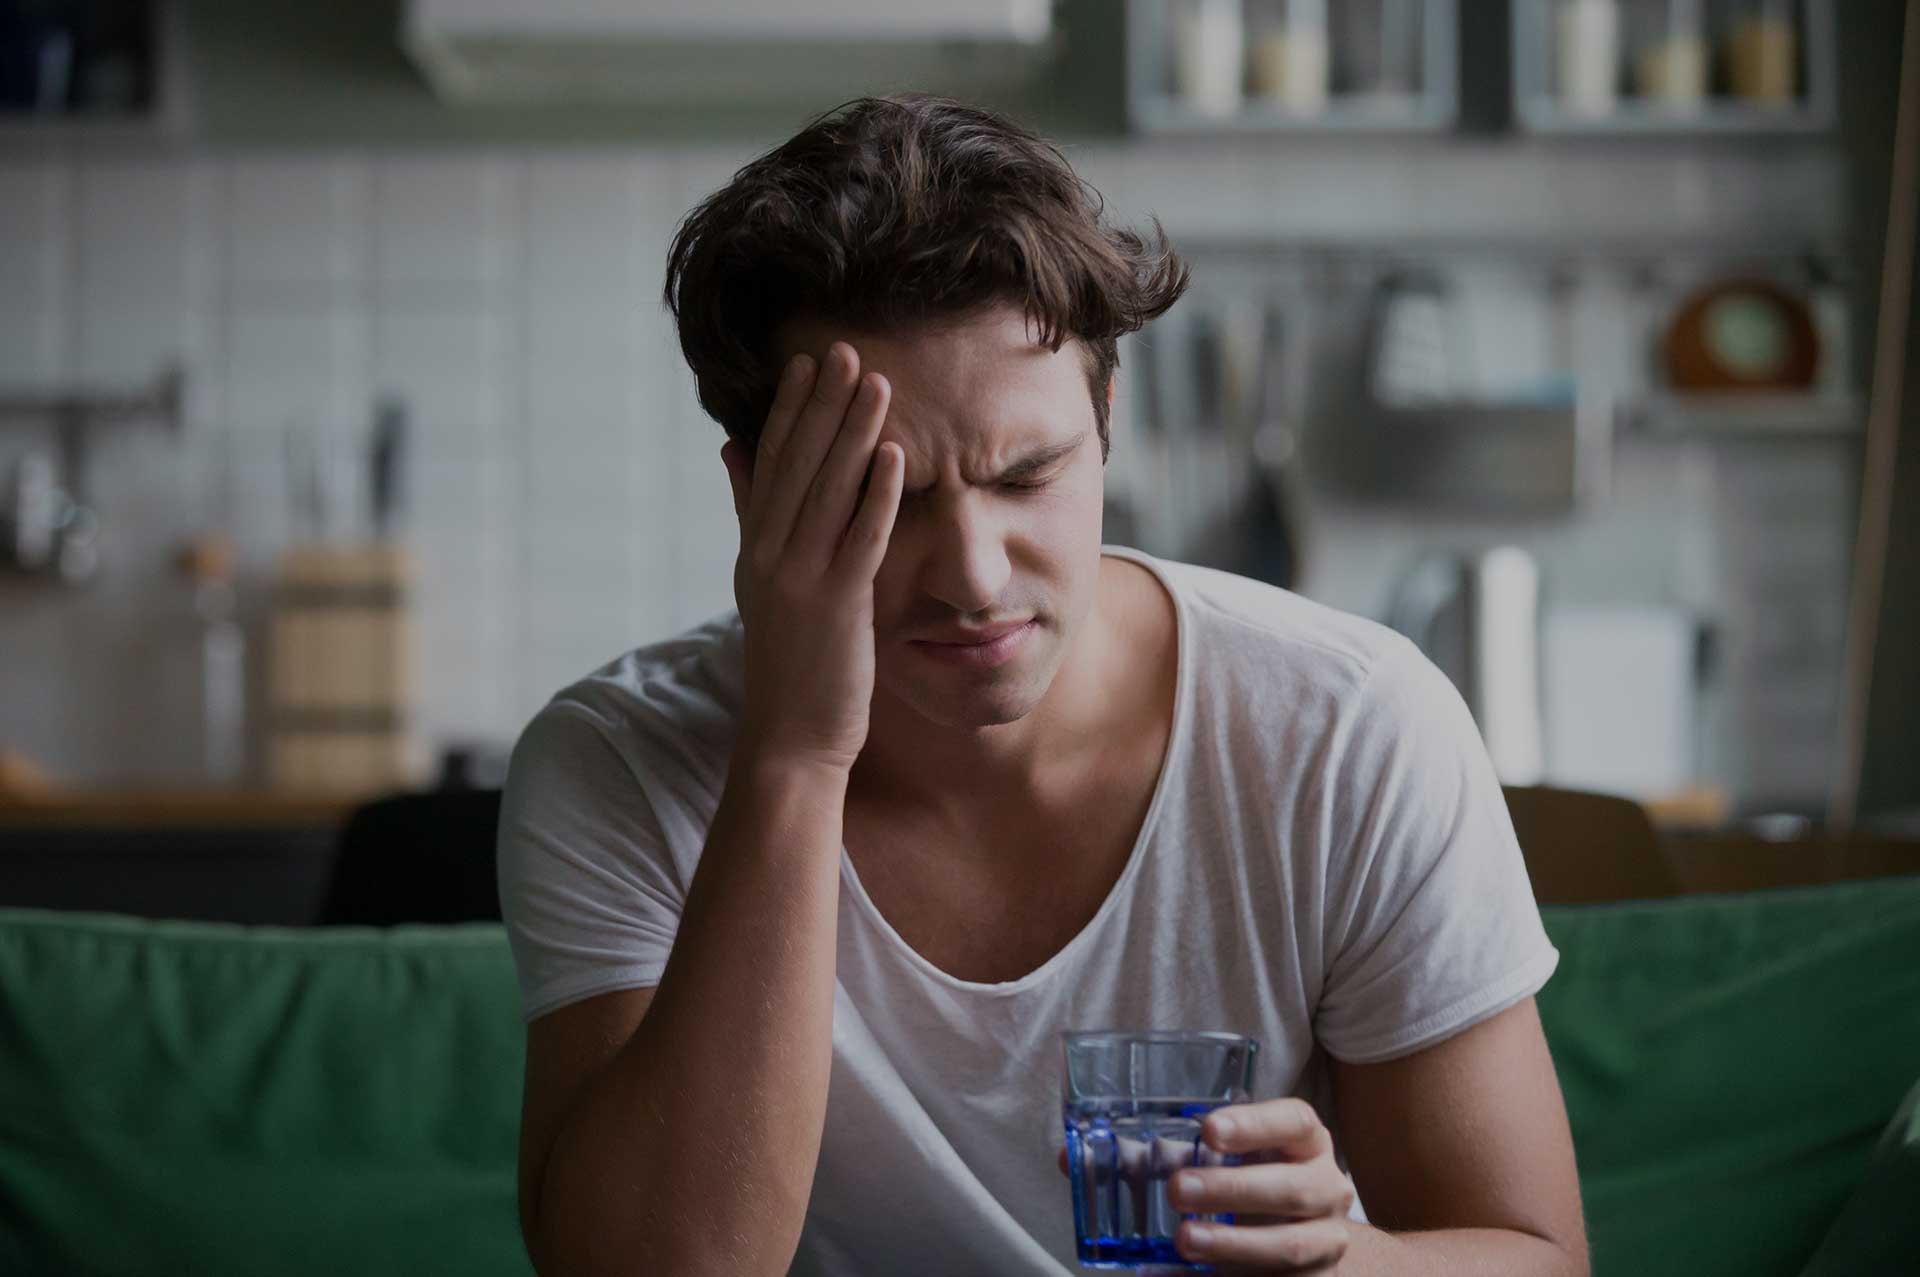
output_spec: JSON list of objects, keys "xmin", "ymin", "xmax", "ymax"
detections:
[{"xmin": 0, "ymin": 0, "xmax": 193, "ymax": 144}]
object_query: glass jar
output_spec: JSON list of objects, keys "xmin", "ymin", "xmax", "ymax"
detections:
[
  {"xmin": 1631, "ymin": 0, "xmax": 1708, "ymax": 108},
  {"xmin": 1247, "ymin": 0, "xmax": 1330, "ymax": 114},
  {"xmin": 1170, "ymin": 0, "xmax": 1246, "ymax": 117},
  {"xmin": 1557, "ymin": 0, "xmax": 1623, "ymax": 118},
  {"xmin": 1725, "ymin": 0, "xmax": 1798, "ymax": 103}
]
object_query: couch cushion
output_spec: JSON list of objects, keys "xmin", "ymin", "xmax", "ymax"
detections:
[
  {"xmin": 1797, "ymin": 1070, "xmax": 1920, "ymax": 1275},
  {"xmin": 0, "ymin": 909, "xmax": 531, "ymax": 1277},
  {"xmin": 1538, "ymin": 875, "xmax": 1920, "ymax": 1277}
]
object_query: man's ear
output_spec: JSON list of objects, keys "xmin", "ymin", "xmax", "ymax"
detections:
[{"xmin": 719, "ymin": 440, "xmax": 753, "ymax": 519}]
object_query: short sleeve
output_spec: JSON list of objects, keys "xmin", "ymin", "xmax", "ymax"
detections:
[
  {"xmin": 495, "ymin": 702, "xmax": 689, "ymax": 1023},
  {"xmin": 1312, "ymin": 637, "xmax": 1559, "ymax": 1064}
]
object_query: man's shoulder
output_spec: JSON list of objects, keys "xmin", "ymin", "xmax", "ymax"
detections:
[
  {"xmin": 1145, "ymin": 553, "xmax": 1413, "ymax": 697},
  {"xmin": 524, "ymin": 610, "xmax": 746, "ymax": 768}
]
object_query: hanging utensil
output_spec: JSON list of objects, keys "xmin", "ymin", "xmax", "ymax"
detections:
[
  {"xmin": 1248, "ymin": 296, "xmax": 1308, "ymax": 590},
  {"xmin": 1163, "ymin": 303, "xmax": 1225, "ymax": 555},
  {"xmin": 1132, "ymin": 328, "xmax": 1176, "ymax": 553},
  {"xmin": 369, "ymin": 396, "xmax": 408, "ymax": 540},
  {"xmin": 1190, "ymin": 307, "xmax": 1224, "ymax": 433}
]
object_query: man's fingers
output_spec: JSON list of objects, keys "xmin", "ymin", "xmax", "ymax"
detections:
[
  {"xmin": 749, "ymin": 352, "xmax": 817, "ymax": 509},
  {"xmin": 1203, "ymin": 1097, "xmax": 1331, "ymax": 1160},
  {"xmin": 836, "ymin": 442, "xmax": 903, "ymax": 579},
  {"xmin": 756, "ymin": 343, "xmax": 862, "ymax": 548},
  {"xmin": 790, "ymin": 371, "xmax": 891, "ymax": 564},
  {"xmin": 1174, "ymin": 1217, "xmax": 1349, "ymax": 1273},
  {"xmin": 1165, "ymin": 1162, "xmax": 1355, "ymax": 1220}
]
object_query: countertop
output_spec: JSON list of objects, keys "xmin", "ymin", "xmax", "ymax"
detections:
[{"xmin": 0, "ymin": 790, "xmax": 360, "ymax": 830}]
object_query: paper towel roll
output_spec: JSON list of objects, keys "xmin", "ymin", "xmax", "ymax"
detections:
[{"xmin": 1473, "ymin": 547, "xmax": 1544, "ymax": 786}]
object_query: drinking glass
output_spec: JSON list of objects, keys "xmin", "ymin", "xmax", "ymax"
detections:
[{"xmin": 1061, "ymin": 1030, "xmax": 1259, "ymax": 1270}]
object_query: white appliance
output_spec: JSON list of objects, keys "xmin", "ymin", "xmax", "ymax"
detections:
[
  {"xmin": 402, "ymin": 0, "xmax": 1055, "ymax": 103},
  {"xmin": 1541, "ymin": 605, "xmax": 1700, "ymax": 802}
]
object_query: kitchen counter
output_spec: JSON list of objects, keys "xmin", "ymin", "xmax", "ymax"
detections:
[
  {"xmin": 0, "ymin": 793, "xmax": 351, "ymax": 926},
  {"xmin": 1661, "ymin": 830, "xmax": 1920, "ymax": 896},
  {"xmin": 0, "ymin": 790, "xmax": 359, "ymax": 831}
]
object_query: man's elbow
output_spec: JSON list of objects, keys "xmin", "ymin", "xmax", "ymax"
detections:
[
  {"xmin": 1523, "ymin": 1227, "xmax": 1590, "ymax": 1277},
  {"xmin": 517, "ymin": 1192, "xmax": 559, "ymax": 1277}
]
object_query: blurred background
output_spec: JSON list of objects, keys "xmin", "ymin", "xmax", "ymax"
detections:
[{"xmin": 1, "ymin": 0, "xmax": 1917, "ymax": 913}]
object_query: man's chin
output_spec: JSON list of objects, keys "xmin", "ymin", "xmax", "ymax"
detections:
[
  {"xmin": 879, "ymin": 663, "xmax": 1054, "ymax": 731},
  {"xmin": 919, "ymin": 696, "xmax": 1036, "ymax": 730}
]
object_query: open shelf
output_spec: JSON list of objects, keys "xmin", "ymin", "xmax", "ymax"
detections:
[
  {"xmin": 1126, "ymin": 0, "xmax": 1458, "ymax": 136},
  {"xmin": 0, "ymin": 0, "xmax": 192, "ymax": 148},
  {"xmin": 1516, "ymin": 98, "xmax": 1833, "ymax": 136},
  {"xmin": 1620, "ymin": 390, "xmax": 1863, "ymax": 437},
  {"xmin": 1512, "ymin": 0, "xmax": 1836, "ymax": 137}
]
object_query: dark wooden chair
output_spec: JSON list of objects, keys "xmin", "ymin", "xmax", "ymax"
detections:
[
  {"xmin": 318, "ymin": 788, "xmax": 504, "ymax": 926},
  {"xmin": 1502, "ymin": 785, "xmax": 1682, "ymax": 905}
]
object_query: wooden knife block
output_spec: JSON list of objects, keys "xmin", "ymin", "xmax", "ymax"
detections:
[{"xmin": 267, "ymin": 544, "xmax": 422, "ymax": 795}]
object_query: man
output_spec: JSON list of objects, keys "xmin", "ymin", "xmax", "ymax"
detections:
[{"xmin": 499, "ymin": 95, "xmax": 1587, "ymax": 1277}]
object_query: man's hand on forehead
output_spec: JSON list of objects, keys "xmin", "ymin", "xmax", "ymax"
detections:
[{"xmin": 720, "ymin": 340, "xmax": 905, "ymax": 774}]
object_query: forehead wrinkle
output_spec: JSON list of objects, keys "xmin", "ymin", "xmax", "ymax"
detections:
[
  {"xmin": 883, "ymin": 396, "xmax": 1071, "ymax": 492},
  {"xmin": 785, "ymin": 304, "xmax": 1089, "ymax": 487}
]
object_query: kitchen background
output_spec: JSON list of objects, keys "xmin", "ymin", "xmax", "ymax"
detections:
[{"xmin": 2, "ymin": 0, "xmax": 1916, "ymax": 833}]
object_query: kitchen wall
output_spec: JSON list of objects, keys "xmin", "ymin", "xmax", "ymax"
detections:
[{"xmin": 0, "ymin": 133, "xmax": 1854, "ymax": 806}]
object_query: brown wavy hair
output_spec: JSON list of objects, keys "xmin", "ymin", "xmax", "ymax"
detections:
[{"xmin": 663, "ymin": 94, "xmax": 1188, "ymax": 460}]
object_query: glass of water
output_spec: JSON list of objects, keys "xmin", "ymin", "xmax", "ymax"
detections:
[{"xmin": 1061, "ymin": 1030, "xmax": 1260, "ymax": 1270}]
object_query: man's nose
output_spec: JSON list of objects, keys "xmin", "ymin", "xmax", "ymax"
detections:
[{"xmin": 918, "ymin": 496, "xmax": 1011, "ymax": 616}]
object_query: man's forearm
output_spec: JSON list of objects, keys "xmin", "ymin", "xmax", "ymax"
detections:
[
  {"xmin": 534, "ymin": 753, "xmax": 849, "ymax": 1277},
  {"xmin": 1337, "ymin": 1222, "xmax": 1589, "ymax": 1277}
]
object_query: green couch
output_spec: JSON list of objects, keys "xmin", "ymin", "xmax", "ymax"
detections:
[{"xmin": 3, "ymin": 877, "xmax": 1918, "ymax": 1276}]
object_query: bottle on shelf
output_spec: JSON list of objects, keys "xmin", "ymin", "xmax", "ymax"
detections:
[
  {"xmin": 1633, "ymin": 0, "xmax": 1708, "ymax": 110},
  {"xmin": 1171, "ymin": 0, "xmax": 1246, "ymax": 118},
  {"xmin": 1557, "ymin": 0, "xmax": 1623, "ymax": 118},
  {"xmin": 1727, "ymin": 0, "xmax": 1798, "ymax": 104},
  {"xmin": 1248, "ymin": 0, "xmax": 1331, "ymax": 115}
]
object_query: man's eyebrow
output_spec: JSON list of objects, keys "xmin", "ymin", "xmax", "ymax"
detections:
[{"xmin": 990, "ymin": 431, "xmax": 1087, "ymax": 483}]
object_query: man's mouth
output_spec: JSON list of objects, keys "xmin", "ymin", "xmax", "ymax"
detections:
[
  {"xmin": 908, "ymin": 619, "xmax": 1037, "ymax": 669},
  {"xmin": 913, "ymin": 618, "xmax": 1033, "ymax": 646}
]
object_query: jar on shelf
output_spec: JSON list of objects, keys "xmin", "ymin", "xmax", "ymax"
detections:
[
  {"xmin": 1631, "ymin": 0, "xmax": 1708, "ymax": 108},
  {"xmin": 1170, "ymin": 0, "xmax": 1246, "ymax": 118},
  {"xmin": 1725, "ymin": 0, "xmax": 1798, "ymax": 103},
  {"xmin": 1247, "ymin": 0, "xmax": 1330, "ymax": 114},
  {"xmin": 1557, "ymin": 0, "xmax": 1623, "ymax": 118},
  {"xmin": 1336, "ymin": 0, "xmax": 1425, "ymax": 101}
]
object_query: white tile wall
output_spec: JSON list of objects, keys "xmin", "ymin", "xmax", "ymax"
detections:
[
  {"xmin": 75, "ymin": 307, "xmax": 210, "ymax": 386},
  {"xmin": 0, "ymin": 164, "xmax": 70, "ymax": 301},
  {"xmin": 0, "ymin": 309, "xmax": 67, "ymax": 389},
  {"xmin": 223, "ymin": 307, "xmax": 370, "ymax": 446},
  {"xmin": 372, "ymin": 307, "xmax": 511, "ymax": 439},
  {"xmin": 372, "ymin": 154, "xmax": 519, "ymax": 297},
  {"xmin": 0, "ymin": 138, "xmax": 1857, "ymax": 802},
  {"xmin": 0, "ymin": 165, "xmax": 72, "ymax": 390},
  {"xmin": 68, "ymin": 163, "xmax": 217, "ymax": 448},
  {"xmin": 226, "ymin": 156, "xmax": 370, "ymax": 297},
  {"xmin": 522, "ymin": 153, "xmax": 650, "ymax": 305},
  {"xmin": 76, "ymin": 160, "xmax": 219, "ymax": 312}
]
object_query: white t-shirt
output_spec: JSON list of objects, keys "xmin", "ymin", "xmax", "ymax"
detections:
[{"xmin": 497, "ymin": 545, "xmax": 1560, "ymax": 1276}]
